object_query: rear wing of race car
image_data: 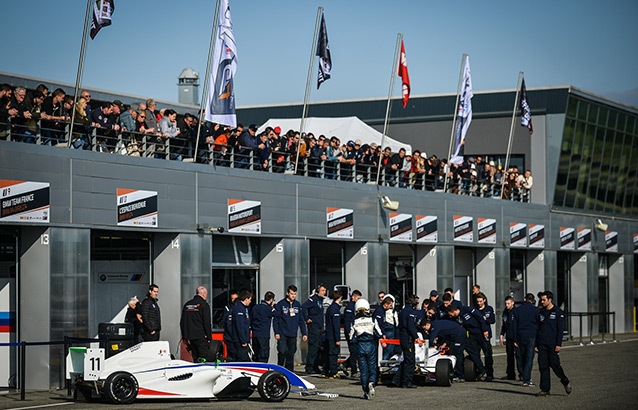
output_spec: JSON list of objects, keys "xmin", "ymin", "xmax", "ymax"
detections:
[{"xmin": 66, "ymin": 347, "xmax": 106, "ymax": 381}]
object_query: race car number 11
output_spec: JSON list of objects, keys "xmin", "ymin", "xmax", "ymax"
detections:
[{"xmin": 84, "ymin": 348, "xmax": 105, "ymax": 381}]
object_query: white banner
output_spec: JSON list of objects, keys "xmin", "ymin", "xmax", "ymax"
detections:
[
  {"xmin": 1, "ymin": 180, "xmax": 50, "ymax": 223},
  {"xmin": 528, "ymin": 224, "xmax": 545, "ymax": 248},
  {"xmin": 327, "ymin": 208, "xmax": 353, "ymax": 238},
  {"xmin": 477, "ymin": 218, "xmax": 496, "ymax": 244},
  {"xmin": 560, "ymin": 227, "xmax": 575, "ymax": 250},
  {"xmin": 577, "ymin": 228, "xmax": 592, "ymax": 251},
  {"xmin": 416, "ymin": 215, "xmax": 437, "ymax": 243},
  {"xmin": 390, "ymin": 213, "xmax": 412, "ymax": 242},
  {"xmin": 453, "ymin": 215, "xmax": 473, "ymax": 242},
  {"xmin": 117, "ymin": 189, "xmax": 157, "ymax": 227},
  {"xmin": 510, "ymin": 223, "xmax": 527, "ymax": 247},
  {"xmin": 228, "ymin": 199, "xmax": 261, "ymax": 234},
  {"xmin": 605, "ymin": 231, "xmax": 618, "ymax": 252}
]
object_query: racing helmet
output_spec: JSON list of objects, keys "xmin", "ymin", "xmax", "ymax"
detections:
[{"xmin": 355, "ymin": 299, "xmax": 370, "ymax": 312}]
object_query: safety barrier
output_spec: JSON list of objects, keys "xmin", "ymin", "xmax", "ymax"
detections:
[
  {"xmin": 567, "ymin": 312, "xmax": 616, "ymax": 346},
  {"xmin": 0, "ymin": 337, "xmax": 107, "ymax": 401}
]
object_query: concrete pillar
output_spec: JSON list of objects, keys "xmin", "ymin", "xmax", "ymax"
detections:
[
  {"xmin": 494, "ymin": 247, "xmax": 510, "ymax": 340},
  {"xmin": 436, "ymin": 245, "xmax": 454, "ymax": 292},
  {"xmin": 569, "ymin": 252, "xmax": 589, "ymax": 337},
  {"xmin": 526, "ymin": 250, "xmax": 546, "ymax": 297},
  {"xmin": 415, "ymin": 245, "xmax": 436, "ymax": 300},
  {"xmin": 345, "ymin": 242, "xmax": 370, "ymax": 298},
  {"xmin": 366, "ymin": 242, "xmax": 388, "ymax": 303},
  {"xmin": 622, "ymin": 254, "xmax": 634, "ymax": 333},
  {"xmin": 543, "ymin": 250, "xmax": 557, "ymax": 293},
  {"xmin": 476, "ymin": 248, "xmax": 496, "ymax": 307},
  {"xmin": 608, "ymin": 254, "xmax": 625, "ymax": 333},
  {"xmin": 153, "ymin": 233, "xmax": 181, "ymax": 350}
]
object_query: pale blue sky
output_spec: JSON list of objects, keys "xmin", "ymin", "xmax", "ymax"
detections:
[{"xmin": 1, "ymin": 0, "xmax": 637, "ymax": 107}]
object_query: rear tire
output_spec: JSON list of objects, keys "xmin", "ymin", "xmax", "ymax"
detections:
[
  {"xmin": 464, "ymin": 356, "xmax": 478, "ymax": 382},
  {"xmin": 208, "ymin": 340, "xmax": 224, "ymax": 362},
  {"xmin": 104, "ymin": 372, "xmax": 138, "ymax": 404},
  {"xmin": 435, "ymin": 359, "xmax": 453, "ymax": 387},
  {"xmin": 257, "ymin": 370, "xmax": 290, "ymax": 402}
]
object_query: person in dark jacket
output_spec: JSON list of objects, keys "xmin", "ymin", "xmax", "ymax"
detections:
[
  {"xmin": 476, "ymin": 292, "xmax": 496, "ymax": 381},
  {"xmin": 448, "ymin": 304, "xmax": 488, "ymax": 379},
  {"xmin": 180, "ymin": 286, "xmax": 212, "ymax": 363},
  {"xmin": 423, "ymin": 318, "xmax": 466, "ymax": 380},
  {"xmin": 251, "ymin": 291, "xmax": 278, "ymax": 363},
  {"xmin": 373, "ymin": 295, "xmax": 396, "ymax": 360},
  {"xmin": 392, "ymin": 295, "xmax": 422, "ymax": 388},
  {"xmin": 232, "ymin": 290, "xmax": 253, "ymax": 362},
  {"xmin": 500, "ymin": 296, "xmax": 522, "ymax": 380},
  {"xmin": 124, "ymin": 296, "xmax": 143, "ymax": 344},
  {"xmin": 512, "ymin": 293, "xmax": 539, "ymax": 386},
  {"xmin": 323, "ymin": 290, "xmax": 343, "ymax": 378},
  {"xmin": 536, "ymin": 291, "xmax": 572, "ymax": 397},
  {"xmin": 302, "ymin": 285, "xmax": 326, "ymax": 374},
  {"xmin": 140, "ymin": 284, "xmax": 161, "ymax": 341},
  {"xmin": 222, "ymin": 289, "xmax": 238, "ymax": 361},
  {"xmin": 273, "ymin": 285, "xmax": 307, "ymax": 371},
  {"xmin": 343, "ymin": 290, "xmax": 362, "ymax": 377}
]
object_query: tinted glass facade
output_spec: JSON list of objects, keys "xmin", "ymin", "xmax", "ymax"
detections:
[{"xmin": 554, "ymin": 94, "xmax": 638, "ymax": 215}]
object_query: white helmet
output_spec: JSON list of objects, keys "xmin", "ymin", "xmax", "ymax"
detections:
[{"xmin": 355, "ymin": 299, "xmax": 370, "ymax": 312}]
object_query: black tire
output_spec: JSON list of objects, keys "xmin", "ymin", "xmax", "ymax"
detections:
[
  {"xmin": 104, "ymin": 372, "xmax": 138, "ymax": 404},
  {"xmin": 464, "ymin": 356, "xmax": 478, "ymax": 382},
  {"xmin": 435, "ymin": 359, "xmax": 453, "ymax": 387},
  {"xmin": 208, "ymin": 340, "xmax": 224, "ymax": 362},
  {"xmin": 257, "ymin": 370, "xmax": 290, "ymax": 402}
]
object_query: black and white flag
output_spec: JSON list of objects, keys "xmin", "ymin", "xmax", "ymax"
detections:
[
  {"xmin": 520, "ymin": 78, "xmax": 533, "ymax": 134},
  {"xmin": 316, "ymin": 14, "xmax": 332, "ymax": 89},
  {"xmin": 90, "ymin": 0, "xmax": 115, "ymax": 39}
]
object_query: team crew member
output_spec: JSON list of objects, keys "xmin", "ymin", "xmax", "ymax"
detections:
[
  {"xmin": 344, "ymin": 290, "xmax": 362, "ymax": 377},
  {"xmin": 273, "ymin": 285, "xmax": 307, "ymax": 371},
  {"xmin": 423, "ymin": 318, "xmax": 466, "ymax": 381},
  {"xmin": 180, "ymin": 286, "xmax": 212, "ymax": 363},
  {"xmin": 392, "ymin": 294, "xmax": 421, "ymax": 388},
  {"xmin": 323, "ymin": 290, "xmax": 343, "ymax": 378},
  {"xmin": 500, "ymin": 296, "xmax": 522, "ymax": 380},
  {"xmin": 513, "ymin": 293, "xmax": 539, "ymax": 387},
  {"xmin": 141, "ymin": 284, "xmax": 161, "ymax": 341},
  {"xmin": 303, "ymin": 285, "xmax": 326, "ymax": 374},
  {"xmin": 232, "ymin": 290, "xmax": 253, "ymax": 362},
  {"xmin": 471, "ymin": 285, "xmax": 481, "ymax": 307},
  {"xmin": 374, "ymin": 295, "xmax": 396, "ymax": 360},
  {"xmin": 444, "ymin": 287, "xmax": 463, "ymax": 309},
  {"xmin": 428, "ymin": 290, "xmax": 440, "ymax": 319},
  {"xmin": 475, "ymin": 292, "xmax": 495, "ymax": 381},
  {"xmin": 350, "ymin": 299, "xmax": 382, "ymax": 400},
  {"xmin": 439, "ymin": 293, "xmax": 454, "ymax": 320},
  {"xmin": 447, "ymin": 304, "xmax": 488, "ymax": 380},
  {"xmin": 222, "ymin": 289, "xmax": 239, "ymax": 361},
  {"xmin": 251, "ymin": 291, "xmax": 278, "ymax": 363},
  {"xmin": 124, "ymin": 296, "xmax": 143, "ymax": 344},
  {"xmin": 536, "ymin": 291, "xmax": 572, "ymax": 397}
]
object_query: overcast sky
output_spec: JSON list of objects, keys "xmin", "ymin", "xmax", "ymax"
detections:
[{"xmin": 1, "ymin": 0, "xmax": 637, "ymax": 107}]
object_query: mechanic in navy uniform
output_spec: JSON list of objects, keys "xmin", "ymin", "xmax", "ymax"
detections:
[
  {"xmin": 273, "ymin": 285, "xmax": 307, "ymax": 371},
  {"xmin": 180, "ymin": 286, "xmax": 212, "ymax": 363},
  {"xmin": 439, "ymin": 293, "xmax": 454, "ymax": 320},
  {"xmin": 447, "ymin": 303, "xmax": 488, "ymax": 380},
  {"xmin": 475, "ymin": 292, "xmax": 496, "ymax": 381},
  {"xmin": 222, "ymin": 289, "xmax": 239, "ymax": 361},
  {"xmin": 141, "ymin": 284, "xmax": 161, "ymax": 341},
  {"xmin": 323, "ymin": 290, "xmax": 343, "ymax": 378},
  {"xmin": 343, "ymin": 289, "xmax": 362, "ymax": 377},
  {"xmin": 232, "ymin": 290, "xmax": 253, "ymax": 362},
  {"xmin": 423, "ymin": 318, "xmax": 466, "ymax": 381},
  {"xmin": 444, "ymin": 287, "xmax": 463, "ymax": 309},
  {"xmin": 392, "ymin": 294, "xmax": 422, "ymax": 388},
  {"xmin": 500, "ymin": 295, "xmax": 522, "ymax": 380},
  {"xmin": 302, "ymin": 284, "xmax": 326, "ymax": 374},
  {"xmin": 536, "ymin": 291, "xmax": 572, "ymax": 397},
  {"xmin": 512, "ymin": 293, "xmax": 539, "ymax": 387},
  {"xmin": 251, "ymin": 291, "xmax": 278, "ymax": 363},
  {"xmin": 471, "ymin": 284, "xmax": 481, "ymax": 307}
]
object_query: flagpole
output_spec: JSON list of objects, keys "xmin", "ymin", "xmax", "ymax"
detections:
[
  {"xmin": 500, "ymin": 71, "xmax": 523, "ymax": 199},
  {"xmin": 375, "ymin": 33, "xmax": 402, "ymax": 186},
  {"xmin": 191, "ymin": 0, "xmax": 223, "ymax": 163},
  {"xmin": 66, "ymin": 0, "xmax": 93, "ymax": 147},
  {"xmin": 442, "ymin": 53, "xmax": 468, "ymax": 193},
  {"xmin": 295, "ymin": 6, "xmax": 323, "ymax": 175}
]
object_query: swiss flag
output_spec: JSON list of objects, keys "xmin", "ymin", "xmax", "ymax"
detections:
[{"xmin": 397, "ymin": 39, "xmax": 410, "ymax": 108}]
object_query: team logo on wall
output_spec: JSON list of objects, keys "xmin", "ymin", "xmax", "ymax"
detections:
[
  {"xmin": 228, "ymin": 199, "xmax": 261, "ymax": 234},
  {"xmin": 416, "ymin": 215, "xmax": 437, "ymax": 243},
  {"xmin": 389, "ymin": 213, "xmax": 412, "ymax": 242},
  {"xmin": 510, "ymin": 223, "xmax": 527, "ymax": 247},
  {"xmin": 634, "ymin": 233, "xmax": 638, "ymax": 254},
  {"xmin": 528, "ymin": 224, "xmax": 545, "ymax": 248},
  {"xmin": 327, "ymin": 207, "xmax": 353, "ymax": 238},
  {"xmin": 1, "ymin": 180, "xmax": 50, "ymax": 223},
  {"xmin": 559, "ymin": 227, "xmax": 575, "ymax": 250},
  {"xmin": 453, "ymin": 215, "xmax": 473, "ymax": 242},
  {"xmin": 477, "ymin": 218, "xmax": 496, "ymax": 244},
  {"xmin": 117, "ymin": 189, "xmax": 158, "ymax": 227},
  {"xmin": 605, "ymin": 231, "xmax": 618, "ymax": 252},
  {"xmin": 577, "ymin": 228, "xmax": 592, "ymax": 251}
]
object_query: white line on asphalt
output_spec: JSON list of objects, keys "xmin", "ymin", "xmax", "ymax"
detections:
[
  {"xmin": 492, "ymin": 338, "xmax": 638, "ymax": 357},
  {"xmin": 7, "ymin": 402, "xmax": 73, "ymax": 410}
]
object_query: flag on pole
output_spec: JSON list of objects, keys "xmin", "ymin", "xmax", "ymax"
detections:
[
  {"xmin": 397, "ymin": 39, "xmax": 410, "ymax": 108},
  {"xmin": 90, "ymin": 0, "xmax": 115, "ymax": 39},
  {"xmin": 204, "ymin": 0, "xmax": 238, "ymax": 128},
  {"xmin": 316, "ymin": 14, "xmax": 332, "ymax": 89},
  {"xmin": 520, "ymin": 78, "xmax": 533, "ymax": 134},
  {"xmin": 450, "ymin": 55, "xmax": 473, "ymax": 165}
]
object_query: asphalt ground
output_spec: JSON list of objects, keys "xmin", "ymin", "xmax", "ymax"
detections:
[{"xmin": 2, "ymin": 333, "xmax": 637, "ymax": 410}]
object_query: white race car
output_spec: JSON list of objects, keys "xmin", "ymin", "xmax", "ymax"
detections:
[
  {"xmin": 377, "ymin": 335, "xmax": 457, "ymax": 386},
  {"xmin": 66, "ymin": 341, "xmax": 336, "ymax": 404}
]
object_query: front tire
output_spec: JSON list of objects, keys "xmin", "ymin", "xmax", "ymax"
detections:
[
  {"xmin": 104, "ymin": 372, "xmax": 138, "ymax": 404},
  {"xmin": 257, "ymin": 370, "xmax": 290, "ymax": 402},
  {"xmin": 435, "ymin": 359, "xmax": 453, "ymax": 386},
  {"xmin": 464, "ymin": 356, "xmax": 478, "ymax": 382}
]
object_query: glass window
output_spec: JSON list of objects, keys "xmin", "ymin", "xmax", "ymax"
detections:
[
  {"xmin": 588, "ymin": 127, "xmax": 606, "ymax": 211},
  {"xmin": 597, "ymin": 106, "xmax": 608, "ymax": 126},
  {"xmin": 607, "ymin": 110, "xmax": 618, "ymax": 129},
  {"xmin": 565, "ymin": 121, "xmax": 585, "ymax": 207},
  {"xmin": 598, "ymin": 131, "xmax": 615, "ymax": 206},
  {"xmin": 617, "ymin": 113, "xmax": 627, "ymax": 132},
  {"xmin": 566, "ymin": 97, "xmax": 578, "ymax": 118},
  {"xmin": 554, "ymin": 119, "xmax": 575, "ymax": 206},
  {"xmin": 576, "ymin": 124, "xmax": 595, "ymax": 208},
  {"xmin": 587, "ymin": 103, "xmax": 599, "ymax": 124},
  {"xmin": 604, "ymin": 132, "xmax": 621, "ymax": 213},
  {"xmin": 577, "ymin": 100, "xmax": 589, "ymax": 122},
  {"xmin": 624, "ymin": 135, "xmax": 638, "ymax": 214},
  {"xmin": 616, "ymin": 133, "xmax": 632, "ymax": 212},
  {"xmin": 310, "ymin": 240, "xmax": 344, "ymax": 293}
]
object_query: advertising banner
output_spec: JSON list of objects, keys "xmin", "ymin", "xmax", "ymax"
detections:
[
  {"xmin": 510, "ymin": 223, "xmax": 527, "ymax": 247},
  {"xmin": 454, "ymin": 215, "xmax": 473, "ymax": 242},
  {"xmin": 560, "ymin": 227, "xmax": 575, "ymax": 250},
  {"xmin": 605, "ymin": 231, "xmax": 618, "ymax": 252},
  {"xmin": 528, "ymin": 224, "xmax": 545, "ymax": 248},
  {"xmin": 1, "ymin": 180, "xmax": 50, "ymax": 223},
  {"xmin": 390, "ymin": 213, "xmax": 412, "ymax": 242},
  {"xmin": 416, "ymin": 215, "xmax": 437, "ymax": 243},
  {"xmin": 228, "ymin": 199, "xmax": 261, "ymax": 234},
  {"xmin": 327, "ymin": 208, "xmax": 353, "ymax": 238},
  {"xmin": 117, "ymin": 189, "xmax": 158, "ymax": 227},
  {"xmin": 577, "ymin": 228, "xmax": 592, "ymax": 251},
  {"xmin": 477, "ymin": 218, "xmax": 496, "ymax": 244}
]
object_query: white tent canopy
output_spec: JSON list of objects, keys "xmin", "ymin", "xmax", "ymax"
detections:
[{"xmin": 258, "ymin": 116, "xmax": 412, "ymax": 154}]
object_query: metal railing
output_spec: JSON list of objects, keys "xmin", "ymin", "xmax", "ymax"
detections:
[
  {"xmin": 567, "ymin": 311, "xmax": 616, "ymax": 346},
  {"xmin": 0, "ymin": 117, "xmax": 530, "ymax": 202}
]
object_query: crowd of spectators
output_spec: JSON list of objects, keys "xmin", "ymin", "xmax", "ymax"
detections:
[{"xmin": 0, "ymin": 82, "xmax": 531, "ymax": 201}]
